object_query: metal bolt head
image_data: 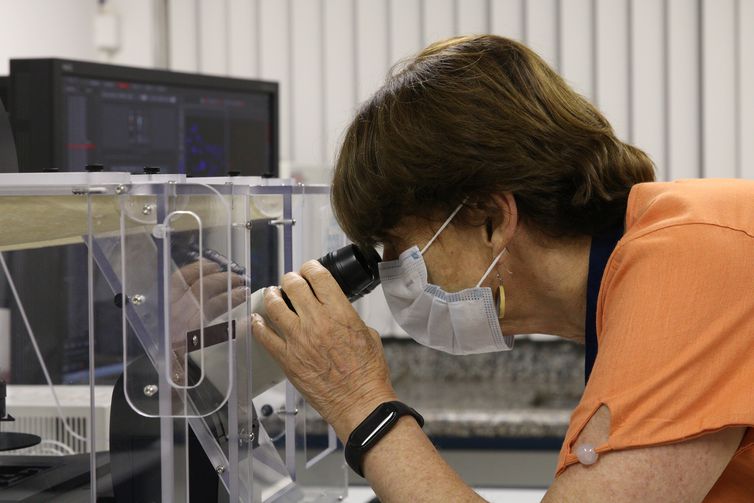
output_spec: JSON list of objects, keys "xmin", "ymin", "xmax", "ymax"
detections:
[
  {"xmin": 115, "ymin": 184, "xmax": 127, "ymax": 194},
  {"xmin": 130, "ymin": 294, "xmax": 145, "ymax": 305},
  {"xmin": 215, "ymin": 465, "xmax": 225, "ymax": 474},
  {"xmin": 245, "ymin": 220, "xmax": 253, "ymax": 230},
  {"xmin": 248, "ymin": 432, "xmax": 255, "ymax": 442},
  {"xmin": 192, "ymin": 335, "xmax": 199, "ymax": 347},
  {"xmin": 143, "ymin": 384, "xmax": 158, "ymax": 397},
  {"xmin": 142, "ymin": 204, "xmax": 153, "ymax": 215}
]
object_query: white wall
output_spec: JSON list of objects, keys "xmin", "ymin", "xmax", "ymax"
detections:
[
  {"xmin": 3, "ymin": 1, "xmax": 752, "ymax": 178},
  {"xmin": 0, "ymin": 0, "xmax": 99, "ymax": 75},
  {"xmin": 0, "ymin": 0, "xmax": 164, "ymax": 76},
  {"xmin": 167, "ymin": 0, "xmax": 754, "ymax": 182}
]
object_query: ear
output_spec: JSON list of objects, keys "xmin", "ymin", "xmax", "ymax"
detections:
[{"xmin": 484, "ymin": 193, "xmax": 518, "ymax": 254}]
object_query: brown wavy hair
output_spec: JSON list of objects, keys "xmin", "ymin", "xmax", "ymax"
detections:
[{"xmin": 331, "ymin": 35, "xmax": 655, "ymax": 248}]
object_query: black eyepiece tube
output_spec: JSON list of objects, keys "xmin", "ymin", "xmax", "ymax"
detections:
[{"xmin": 318, "ymin": 244, "xmax": 381, "ymax": 302}]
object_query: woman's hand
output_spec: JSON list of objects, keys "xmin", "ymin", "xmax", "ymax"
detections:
[{"xmin": 251, "ymin": 260, "xmax": 397, "ymax": 441}]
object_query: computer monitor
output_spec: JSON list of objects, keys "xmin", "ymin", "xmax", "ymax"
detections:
[{"xmin": 8, "ymin": 59, "xmax": 278, "ymax": 176}]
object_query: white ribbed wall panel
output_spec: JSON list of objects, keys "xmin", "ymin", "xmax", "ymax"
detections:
[
  {"xmin": 702, "ymin": 0, "xmax": 737, "ymax": 178},
  {"xmin": 741, "ymin": 0, "xmax": 754, "ymax": 179},
  {"xmin": 227, "ymin": 0, "xmax": 260, "ymax": 78},
  {"xmin": 595, "ymin": 0, "xmax": 631, "ymax": 140},
  {"xmin": 667, "ymin": 0, "xmax": 701, "ymax": 180},
  {"xmin": 560, "ymin": 0, "xmax": 594, "ymax": 99},
  {"xmin": 423, "ymin": 0, "xmax": 457, "ymax": 45},
  {"xmin": 631, "ymin": 0, "xmax": 667, "ymax": 179},
  {"xmin": 457, "ymin": 0, "xmax": 490, "ymax": 34},
  {"xmin": 389, "ymin": 0, "xmax": 423, "ymax": 62},
  {"xmin": 526, "ymin": 0, "xmax": 560, "ymax": 70},
  {"xmin": 167, "ymin": 0, "xmax": 754, "ymax": 182},
  {"xmin": 491, "ymin": 0, "xmax": 524, "ymax": 41}
]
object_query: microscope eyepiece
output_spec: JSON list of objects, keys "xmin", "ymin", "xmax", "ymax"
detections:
[{"xmin": 318, "ymin": 244, "xmax": 381, "ymax": 301}]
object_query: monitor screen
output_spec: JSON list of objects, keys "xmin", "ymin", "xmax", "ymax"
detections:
[
  {"xmin": 62, "ymin": 76, "xmax": 273, "ymax": 176},
  {"xmin": 9, "ymin": 59, "xmax": 278, "ymax": 176}
]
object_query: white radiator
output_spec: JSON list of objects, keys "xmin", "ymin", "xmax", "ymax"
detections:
[{"xmin": 2, "ymin": 385, "xmax": 113, "ymax": 455}]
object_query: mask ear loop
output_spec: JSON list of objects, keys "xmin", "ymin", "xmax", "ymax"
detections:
[
  {"xmin": 420, "ymin": 199, "xmax": 468, "ymax": 255},
  {"xmin": 475, "ymin": 248, "xmax": 506, "ymax": 288}
]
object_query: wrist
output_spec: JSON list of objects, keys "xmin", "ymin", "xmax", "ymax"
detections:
[{"xmin": 331, "ymin": 391, "xmax": 399, "ymax": 442}]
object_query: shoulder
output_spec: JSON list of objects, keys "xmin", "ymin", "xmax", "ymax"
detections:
[{"xmin": 624, "ymin": 179, "xmax": 754, "ymax": 240}]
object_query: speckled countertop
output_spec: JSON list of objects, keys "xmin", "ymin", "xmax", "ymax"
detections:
[{"xmin": 297, "ymin": 338, "xmax": 585, "ymax": 439}]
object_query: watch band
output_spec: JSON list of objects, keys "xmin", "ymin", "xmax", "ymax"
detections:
[{"xmin": 344, "ymin": 401, "xmax": 424, "ymax": 478}]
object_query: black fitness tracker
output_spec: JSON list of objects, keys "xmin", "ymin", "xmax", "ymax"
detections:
[{"xmin": 344, "ymin": 401, "xmax": 424, "ymax": 478}]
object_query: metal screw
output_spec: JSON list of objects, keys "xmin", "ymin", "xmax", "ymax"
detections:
[
  {"xmin": 245, "ymin": 220, "xmax": 253, "ymax": 230},
  {"xmin": 173, "ymin": 372, "xmax": 182, "ymax": 381},
  {"xmin": 277, "ymin": 407, "xmax": 299, "ymax": 416},
  {"xmin": 143, "ymin": 384, "xmax": 158, "ymax": 397},
  {"xmin": 338, "ymin": 496, "xmax": 344, "ymax": 501},
  {"xmin": 215, "ymin": 465, "xmax": 225, "ymax": 474},
  {"xmin": 142, "ymin": 204, "xmax": 153, "ymax": 215},
  {"xmin": 192, "ymin": 335, "xmax": 199, "ymax": 347},
  {"xmin": 115, "ymin": 184, "xmax": 127, "ymax": 194},
  {"xmin": 248, "ymin": 432, "xmax": 255, "ymax": 442},
  {"xmin": 130, "ymin": 294, "xmax": 145, "ymax": 305}
]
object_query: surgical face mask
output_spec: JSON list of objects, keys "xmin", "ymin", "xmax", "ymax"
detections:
[{"xmin": 378, "ymin": 204, "xmax": 515, "ymax": 355}]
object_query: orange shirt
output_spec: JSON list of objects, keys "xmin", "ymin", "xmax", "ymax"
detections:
[{"xmin": 555, "ymin": 179, "xmax": 754, "ymax": 501}]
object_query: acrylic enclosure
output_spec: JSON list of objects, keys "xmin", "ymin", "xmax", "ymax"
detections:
[{"xmin": 0, "ymin": 172, "xmax": 348, "ymax": 502}]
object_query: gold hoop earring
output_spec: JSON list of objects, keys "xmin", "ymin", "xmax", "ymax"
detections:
[{"xmin": 495, "ymin": 271, "xmax": 506, "ymax": 319}]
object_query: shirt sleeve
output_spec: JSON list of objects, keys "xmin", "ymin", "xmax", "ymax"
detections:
[{"xmin": 556, "ymin": 223, "xmax": 754, "ymax": 475}]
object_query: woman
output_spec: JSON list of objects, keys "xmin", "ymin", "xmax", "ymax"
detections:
[{"xmin": 252, "ymin": 35, "xmax": 754, "ymax": 502}]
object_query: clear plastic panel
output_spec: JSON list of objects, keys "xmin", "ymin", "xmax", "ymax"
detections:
[
  {"xmin": 0, "ymin": 178, "xmax": 347, "ymax": 502},
  {"xmin": 0, "ymin": 188, "xmax": 122, "ymax": 502},
  {"xmin": 95, "ymin": 182, "xmax": 232, "ymax": 419},
  {"xmin": 290, "ymin": 185, "xmax": 349, "ymax": 499}
]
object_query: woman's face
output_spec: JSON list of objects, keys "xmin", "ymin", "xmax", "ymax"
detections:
[
  {"xmin": 382, "ymin": 214, "xmax": 502, "ymax": 295},
  {"xmin": 382, "ymin": 197, "xmax": 591, "ymax": 342}
]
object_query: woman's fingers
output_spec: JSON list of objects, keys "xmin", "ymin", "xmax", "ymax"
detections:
[
  {"xmin": 251, "ymin": 314, "xmax": 286, "ymax": 360},
  {"xmin": 280, "ymin": 271, "xmax": 320, "ymax": 316},
  {"xmin": 299, "ymin": 260, "xmax": 348, "ymax": 305},
  {"xmin": 263, "ymin": 286, "xmax": 300, "ymax": 337}
]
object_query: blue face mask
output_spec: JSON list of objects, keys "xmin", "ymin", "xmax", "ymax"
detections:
[{"xmin": 378, "ymin": 203, "xmax": 514, "ymax": 355}]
